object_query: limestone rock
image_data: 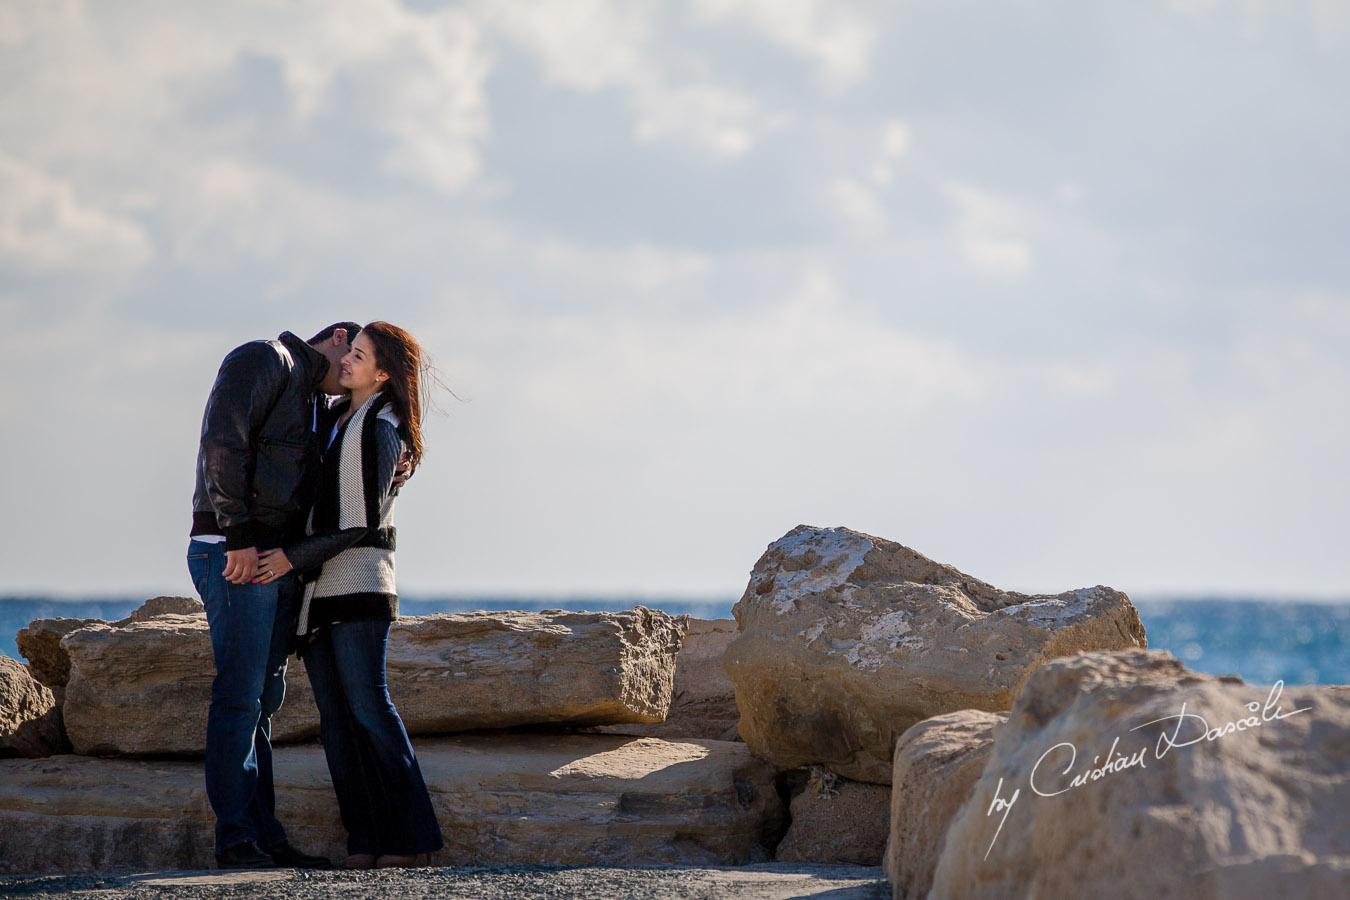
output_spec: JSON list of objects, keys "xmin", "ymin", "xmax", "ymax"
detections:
[
  {"xmin": 593, "ymin": 618, "xmax": 741, "ymax": 740},
  {"xmin": 60, "ymin": 608, "xmax": 685, "ymax": 756},
  {"xmin": 120, "ymin": 595, "xmax": 203, "ymax": 623},
  {"xmin": 15, "ymin": 617, "xmax": 102, "ymax": 695},
  {"xmin": 0, "ymin": 656, "xmax": 65, "ymax": 758},
  {"xmin": 60, "ymin": 615, "xmax": 292, "ymax": 756},
  {"xmin": 385, "ymin": 607, "xmax": 684, "ymax": 733},
  {"xmin": 885, "ymin": 709, "xmax": 1006, "ymax": 900},
  {"xmin": 775, "ymin": 768, "xmax": 891, "ymax": 865},
  {"xmin": 724, "ymin": 525, "xmax": 1146, "ymax": 783},
  {"xmin": 931, "ymin": 650, "xmax": 1350, "ymax": 900},
  {"xmin": 15, "ymin": 596, "xmax": 203, "ymax": 697},
  {"xmin": 0, "ymin": 734, "xmax": 784, "ymax": 874}
]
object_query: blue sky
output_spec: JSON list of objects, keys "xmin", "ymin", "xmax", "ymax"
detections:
[{"xmin": 1, "ymin": 0, "xmax": 1347, "ymax": 600}]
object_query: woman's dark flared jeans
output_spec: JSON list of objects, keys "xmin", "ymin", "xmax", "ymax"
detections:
[{"xmin": 300, "ymin": 619, "xmax": 443, "ymax": 857}]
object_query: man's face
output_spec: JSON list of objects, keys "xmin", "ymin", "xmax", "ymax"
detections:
[{"xmin": 316, "ymin": 329, "xmax": 352, "ymax": 396}]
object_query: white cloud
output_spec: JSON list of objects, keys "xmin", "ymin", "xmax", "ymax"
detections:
[
  {"xmin": 943, "ymin": 181, "xmax": 1034, "ymax": 280},
  {"xmin": 692, "ymin": 0, "xmax": 876, "ymax": 92},
  {"xmin": 0, "ymin": 1, "xmax": 492, "ymax": 196},
  {"xmin": 495, "ymin": 262, "xmax": 987, "ymax": 427},
  {"xmin": 0, "ymin": 0, "xmax": 80, "ymax": 46},
  {"xmin": 267, "ymin": 0, "xmax": 492, "ymax": 192},
  {"xmin": 631, "ymin": 82, "xmax": 760, "ymax": 158},
  {"xmin": 472, "ymin": 0, "xmax": 652, "ymax": 92},
  {"xmin": 478, "ymin": 0, "xmax": 769, "ymax": 159},
  {"xmin": 528, "ymin": 238, "xmax": 715, "ymax": 295},
  {"xmin": 166, "ymin": 159, "xmax": 358, "ymax": 264},
  {"xmin": 868, "ymin": 118, "xmax": 912, "ymax": 185},
  {"xmin": 826, "ymin": 176, "xmax": 888, "ymax": 236},
  {"xmin": 1165, "ymin": 0, "xmax": 1350, "ymax": 45},
  {"xmin": 0, "ymin": 154, "xmax": 153, "ymax": 274}
]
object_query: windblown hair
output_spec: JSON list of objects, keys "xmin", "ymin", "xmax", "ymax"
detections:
[
  {"xmin": 360, "ymin": 321, "xmax": 438, "ymax": 467},
  {"xmin": 307, "ymin": 322, "xmax": 362, "ymax": 345}
]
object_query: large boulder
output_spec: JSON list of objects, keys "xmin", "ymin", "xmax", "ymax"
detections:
[
  {"xmin": 60, "ymin": 614, "xmax": 318, "ymax": 756},
  {"xmin": 0, "ymin": 656, "xmax": 65, "ymax": 758},
  {"xmin": 931, "ymin": 650, "xmax": 1350, "ymax": 900},
  {"xmin": 885, "ymin": 709, "xmax": 1006, "ymax": 900},
  {"xmin": 383, "ymin": 607, "xmax": 684, "ymax": 733},
  {"xmin": 15, "ymin": 617, "xmax": 102, "ymax": 698},
  {"xmin": 774, "ymin": 768, "xmax": 891, "ymax": 865},
  {"xmin": 0, "ymin": 734, "xmax": 784, "ymax": 874},
  {"xmin": 16, "ymin": 597, "xmax": 203, "ymax": 700},
  {"xmin": 119, "ymin": 595, "xmax": 204, "ymax": 623},
  {"xmin": 724, "ymin": 525, "xmax": 1146, "ymax": 783},
  {"xmin": 61, "ymin": 608, "xmax": 685, "ymax": 756},
  {"xmin": 593, "ymin": 617, "xmax": 741, "ymax": 740}
]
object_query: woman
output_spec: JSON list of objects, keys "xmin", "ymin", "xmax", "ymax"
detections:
[{"xmin": 256, "ymin": 322, "xmax": 443, "ymax": 869}]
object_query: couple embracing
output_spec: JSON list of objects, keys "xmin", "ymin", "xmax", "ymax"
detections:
[{"xmin": 188, "ymin": 322, "xmax": 443, "ymax": 870}]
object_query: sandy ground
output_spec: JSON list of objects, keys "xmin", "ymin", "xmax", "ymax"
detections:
[{"xmin": 0, "ymin": 863, "xmax": 888, "ymax": 900}]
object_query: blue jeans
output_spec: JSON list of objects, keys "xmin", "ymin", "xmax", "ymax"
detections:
[
  {"xmin": 300, "ymin": 619, "xmax": 443, "ymax": 857},
  {"xmin": 188, "ymin": 539, "xmax": 294, "ymax": 854}
]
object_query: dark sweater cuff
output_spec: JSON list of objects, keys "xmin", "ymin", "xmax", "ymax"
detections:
[{"xmin": 224, "ymin": 523, "xmax": 259, "ymax": 552}]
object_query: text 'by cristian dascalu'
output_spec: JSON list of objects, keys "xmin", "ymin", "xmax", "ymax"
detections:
[{"xmin": 981, "ymin": 681, "xmax": 1311, "ymax": 860}]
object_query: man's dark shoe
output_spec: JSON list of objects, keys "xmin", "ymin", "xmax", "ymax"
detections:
[
  {"xmin": 265, "ymin": 842, "xmax": 334, "ymax": 869},
  {"xmin": 216, "ymin": 841, "xmax": 277, "ymax": 870}
]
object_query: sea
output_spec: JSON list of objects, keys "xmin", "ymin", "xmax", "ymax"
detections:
[{"xmin": 1, "ymin": 595, "xmax": 1347, "ymax": 687}]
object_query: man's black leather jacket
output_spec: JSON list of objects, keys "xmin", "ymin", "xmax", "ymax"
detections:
[{"xmin": 191, "ymin": 332, "xmax": 331, "ymax": 552}]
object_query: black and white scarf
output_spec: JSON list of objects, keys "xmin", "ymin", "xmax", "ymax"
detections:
[{"xmin": 294, "ymin": 391, "xmax": 401, "ymax": 637}]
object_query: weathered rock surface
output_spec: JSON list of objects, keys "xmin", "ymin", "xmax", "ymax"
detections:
[
  {"xmin": 775, "ymin": 768, "xmax": 891, "ymax": 865},
  {"xmin": 16, "ymin": 597, "xmax": 203, "ymax": 699},
  {"xmin": 594, "ymin": 618, "xmax": 741, "ymax": 740},
  {"xmin": 384, "ymin": 608, "xmax": 684, "ymax": 733},
  {"xmin": 120, "ymin": 595, "xmax": 204, "ymax": 623},
  {"xmin": 0, "ymin": 656, "xmax": 65, "ymax": 758},
  {"xmin": 931, "ymin": 650, "xmax": 1350, "ymax": 900},
  {"xmin": 885, "ymin": 709, "xmax": 1005, "ymax": 900},
  {"xmin": 60, "ymin": 614, "xmax": 319, "ymax": 756},
  {"xmin": 0, "ymin": 734, "xmax": 785, "ymax": 874},
  {"xmin": 724, "ymin": 525, "xmax": 1146, "ymax": 783},
  {"xmin": 61, "ymin": 607, "xmax": 685, "ymax": 756},
  {"xmin": 15, "ymin": 617, "xmax": 102, "ymax": 696}
]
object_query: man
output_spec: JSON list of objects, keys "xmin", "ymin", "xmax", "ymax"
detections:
[{"xmin": 187, "ymin": 323, "xmax": 358, "ymax": 870}]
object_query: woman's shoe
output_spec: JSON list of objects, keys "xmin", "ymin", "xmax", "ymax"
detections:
[
  {"xmin": 344, "ymin": 853, "xmax": 377, "ymax": 869},
  {"xmin": 375, "ymin": 854, "xmax": 419, "ymax": 868}
]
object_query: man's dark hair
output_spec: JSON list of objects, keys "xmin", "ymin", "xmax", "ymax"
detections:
[{"xmin": 308, "ymin": 322, "xmax": 362, "ymax": 345}]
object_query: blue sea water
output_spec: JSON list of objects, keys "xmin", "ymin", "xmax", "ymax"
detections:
[{"xmin": 1, "ymin": 595, "xmax": 1346, "ymax": 686}]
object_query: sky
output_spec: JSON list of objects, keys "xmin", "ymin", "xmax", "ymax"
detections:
[{"xmin": 1, "ymin": 0, "xmax": 1348, "ymax": 602}]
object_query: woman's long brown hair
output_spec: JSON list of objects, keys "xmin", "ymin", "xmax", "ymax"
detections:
[{"xmin": 361, "ymin": 321, "xmax": 436, "ymax": 467}]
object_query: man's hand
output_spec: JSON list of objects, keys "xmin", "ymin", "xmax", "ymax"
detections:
[
  {"xmin": 391, "ymin": 450, "xmax": 415, "ymax": 496},
  {"xmin": 255, "ymin": 548, "xmax": 294, "ymax": 584},
  {"xmin": 223, "ymin": 547, "xmax": 260, "ymax": 585}
]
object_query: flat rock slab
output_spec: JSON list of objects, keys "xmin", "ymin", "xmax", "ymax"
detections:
[
  {"xmin": 0, "ymin": 863, "xmax": 888, "ymax": 900},
  {"xmin": 0, "ymin": 734, "xmax": 784, "ymax": 875},
  {"xmin": 60, "ymin": 607, "xmax": 684, "ymax": 756},
  {"xmin": 725, "ymin": 525, "xmax": 1146, "ymax": 783}
]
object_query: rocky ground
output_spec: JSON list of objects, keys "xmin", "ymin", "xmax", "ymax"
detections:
[{"xmin": 0, "ymin": 863, "xmax": 887, "ymax": 900}]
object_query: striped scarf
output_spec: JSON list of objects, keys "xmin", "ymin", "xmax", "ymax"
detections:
[{"xmin": 295, "ymin": 391, "xmax": 401, "ymax": 637}]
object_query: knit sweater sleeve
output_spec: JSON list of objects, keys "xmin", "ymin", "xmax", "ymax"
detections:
[{"xmin": 284, "ymin": 418, "xmax": 404, "ymax": 574}]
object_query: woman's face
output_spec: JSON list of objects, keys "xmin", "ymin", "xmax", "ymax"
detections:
[{"xmin": 339, "ymin": 332, "xmax": 387, "ymax": 394}]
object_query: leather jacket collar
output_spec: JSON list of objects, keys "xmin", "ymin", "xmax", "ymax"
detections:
[{"xmin": 278, "ymin": 331, "xmax": 331, "ymax": 391}]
